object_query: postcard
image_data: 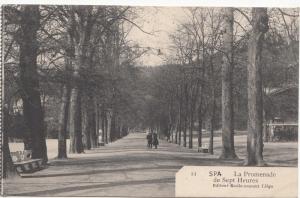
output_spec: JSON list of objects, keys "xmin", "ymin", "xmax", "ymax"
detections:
[{"xmin": 1, "ymin": 2, "xmax": 298, "ymax": 197}]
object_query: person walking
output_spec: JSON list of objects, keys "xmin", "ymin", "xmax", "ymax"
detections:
[
  {"xmin": 146, "ymin": 132, "xmax": 152, "ymax": 148},
  {"xmin": 152, "ymin": 133, "xmax": 159, "ymax": 149}
]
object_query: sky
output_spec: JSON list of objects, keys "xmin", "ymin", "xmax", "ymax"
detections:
[
  {"xmin": 2, "ymin": 2, "xmax": 296, "ymax": 67},
  {"xmin": 126, "ymin": 7, "xmax": 188, "ymax": 66},
  {"xmin": 125, "ymin": 7, "xmax": 247, "ymax": 66}
]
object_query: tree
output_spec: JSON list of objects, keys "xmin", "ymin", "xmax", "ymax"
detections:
[
  {"xmin": 57, "ymin": 82, "xmax": 70, "ymax": 158},
  {"xmin": 219, "ymin": 8, "xmax": 238, "ymax": 159},
  {"xmin": 57, "ymin": 31, "xmax": 73, "ymax": 158},
  {"xmin": 245, "ymin": 8, "xmax": 269, "ymax": 166},
  {"xmin": 67, "ymin": 6, "xmax": 96, "ymax": 153},
  {"xmin": 18, "ymin": 5, "xmax": 48, "ymax": 163}
]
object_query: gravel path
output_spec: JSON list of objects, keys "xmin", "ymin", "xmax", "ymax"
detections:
[{"xmin": 4, "ymin": 132, "xmax": 297, "ymax": 197}]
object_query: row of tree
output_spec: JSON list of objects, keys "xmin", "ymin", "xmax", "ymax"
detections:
[
  {"xmin": 141, "ymin": 8, "xmax": 298, "ymax": 165},
  {"xmin": 3, "ymin": 5, "xmax": 149, "ymax": 177},
  {"xmin": 2, "ymin": 6, "xmax": 298, "ymax": 179}
]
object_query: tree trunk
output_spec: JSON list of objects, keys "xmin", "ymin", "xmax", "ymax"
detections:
[
  {"xmin": 107, "ymin": 110, "xmax": 112, "ymax": 142},
  {"xmin": 104, "ymin": 112, "xmax": 108, "ymax": 144},
  {"xmin": 19, "ymin": 5, "xmax": 48, "ymax": 163},
  {"xmin": 209, "ymin": 91, "xmax": 216, "ymax": 155},
  {"xmin": 69, "ymin": 87, "xmax": 84, "ymax": 153},
  {"xmin": 168, "ymin": 102, "xmax": 173, "ymax": 142},
  {"xmin": 110, "ymin": 111, "xmax": 116, "ymax": 142},
  {"xmin": 95, "ymin": 103, "xmax": 100, "ymax": 143},
  {"xmin": 178, "ymin": 96, "xmax": 182, "ymax": 145},
  {"xmin": 183, "ymin": 116, "xmax": 187, "ymax": 147},
  {"xmin": 245, "ymin": 8, "xmax": 269, "ymax": 166},
  {"xmin": 209, "ymin": 55, "xmax": 216, "ymax": 155},
  {"xmin": 87, "ymin": 96, "xmax": 97, "ymax": 148},
  {"xmin": 197, "ymin": 66, "xmax": 205, "ymax": 150},
  {"xmin": 57, "ymin": 35, "xmax": 74, "ymax": 158},
  {"xmin": 89, "ymin": 112, "xmax": 97, "ymax": 148},
  {"xmin": 76, "ymin": 93, "xmax": 83, "ymax": 153},
  {"xmin": 101, "ymin": 108, "xmax": 106, "ymax": 144},
  {"xmin": 175, "ymin": 117, "xmax": 178, "ymax": 144},
  {"xmin": 189, "ymin": 83, "xmax": 200, "ymax": 149},
  {"xmin": 115, "ymin": 117, "xmax": 120, "ymax": 139},
  {"xmin": 189, "ymin": 110, "xmax": 194, "ymax": 149},
  {"xmin": 198, "ymin": 114, "xmax": 203, "ymax": 149},
  {"xmin": 57, "ymin": 85, "xmax": 70, "ymax": 158},
  {"xmin": 68, "ymin": 6, "xmax": 95, "ymax": 153},
  {"xmin": 119, "ymin": 122, "xmax": 123, "ymax": 138},
  {"xmin": 220, "ymin": 8, "xmax": 237, "ymax": 159},
  {"xmin": 263, "ymin": 108, "xmax": 268, "ymax": 142},
  {"xmin": 82, "ymin": 102, "xmax": 91, "ymax": 150},
  {"xmin": 197, "ymin": 89, "xmax": 203, "ymax": 149},
  {"xmin": 183, "ymin": 84, "xmax": 188, "ymax": 147}
]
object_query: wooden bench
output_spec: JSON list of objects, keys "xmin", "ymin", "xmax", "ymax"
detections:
[
  {"xmin": 14, "ymin": 159, "xmax": 43, "ymax": 174},
  {"xmin": 198, "ymin": 144, "xmax": 209, "ymax": 153},
  {"xmin": 11, "ymin": 150, "xmax": 44, "ymax": 174}
]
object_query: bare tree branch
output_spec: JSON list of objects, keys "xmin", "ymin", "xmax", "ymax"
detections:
[
  {"xmin": 278, "ymin": 8, "xmax": 299, "ymax": 17},
  {"xmin": 121, "ymin": 16, "xmax": 153, "ymax": 35},
  {"xmin": 234, "ymin": 8, "xmax": 251, "ymax": 24}
]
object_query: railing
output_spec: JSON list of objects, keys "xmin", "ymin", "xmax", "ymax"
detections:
[
  {"xmin": 267, "ymin": 123, "xmax": 298, "ymax": 126},
  {"xmin": 265, "ymin": 123, "xmax": 298, "ymax": 142}
]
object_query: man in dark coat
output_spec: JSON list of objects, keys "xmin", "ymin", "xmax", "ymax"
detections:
[
  {"xmin": 146, "ymin": 133, "xmax": 152, "ymax": 148},
  {"xmin": 152, "ymin": 133, "xmax": 159, "ymax": 149}
]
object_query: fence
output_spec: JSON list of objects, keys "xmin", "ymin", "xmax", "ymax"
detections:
[{"xmin": 265, "ymin": 123, "xmax": 298, "ymax": 142}]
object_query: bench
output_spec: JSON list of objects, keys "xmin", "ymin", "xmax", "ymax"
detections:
[
  {"xmin": 14, "ymin": 159, "xmax": 43, "ymax": 173},
  {"xmin": 198, "ymin": 144, "xmax": 209, "ymax": 153},
  {"xmin": 11, "ymin": 150, "xmax": 44, "ymax": 174}
]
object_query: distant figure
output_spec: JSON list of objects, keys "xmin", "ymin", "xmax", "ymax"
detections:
[
  {"xmin": 152, "ymin": 133, "xmax": 159, "ymax": 149},
  {"xmin": 98, "ymin": 129, "xmax": 103, "ymax": 143},
  {"xmin": 146, "ymin": 133, "xmax": 153, "ymax": 148}
]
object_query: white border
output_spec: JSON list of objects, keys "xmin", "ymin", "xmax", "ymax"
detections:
[
  {"xmin": 0, "ymin": 0, "xmax": 299, "ymax": 7},
  {"xmin": 0, "ymin": 1, "xmax": 299, "ymax": 198}
]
